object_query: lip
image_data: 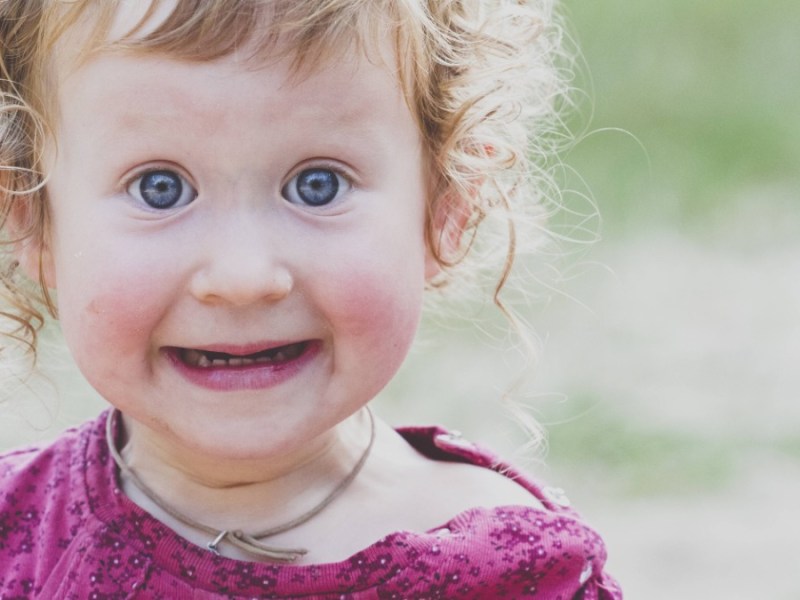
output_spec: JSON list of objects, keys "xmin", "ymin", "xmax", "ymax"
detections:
[{"xmin": 164, "ymin": 340, "xmax": 321, "ymax": 391}]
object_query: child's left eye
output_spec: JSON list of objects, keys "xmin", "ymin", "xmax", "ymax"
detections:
[
  {"xmin": 127, "ymin": 169, "xmax": 197, "ymax": 210},
  {"xmin": 282, "ymin": 168, "xmax": 350, "ymax": 207}
]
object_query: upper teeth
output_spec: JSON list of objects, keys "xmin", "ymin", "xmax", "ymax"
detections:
[{"xmin": 183, "ymin": 348, "xmax": 293, "ymax": 368}]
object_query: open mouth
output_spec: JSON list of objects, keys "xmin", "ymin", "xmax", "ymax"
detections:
[{"xmin": 177, "ymin": 341, "xmax": 309, "ymax": 369}]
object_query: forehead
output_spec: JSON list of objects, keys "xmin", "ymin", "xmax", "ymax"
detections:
[{"xmin": 60, "ymin": 48, "xmax": 405, "ymax": 140}]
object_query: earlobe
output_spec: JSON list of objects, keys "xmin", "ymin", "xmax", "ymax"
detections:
[
  {"xmin": 15, "ymin": 237, "xmax": 56, "ymax": 289},
  {"xmin": 6, "ymin": 196, "xmax": 56, "ymax": 289},
  {"xmin": 424, "ymin": 191, "xmax": 472, "ymax": 280}
]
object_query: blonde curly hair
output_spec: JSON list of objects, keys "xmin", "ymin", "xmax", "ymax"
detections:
[{"xmin": 0, "ymin": 0, "xmax": 569, "ymax": 362}]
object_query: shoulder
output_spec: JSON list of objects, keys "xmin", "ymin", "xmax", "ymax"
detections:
[
  {"xmin": 0, "ymin": 415, "xmax": 99, "ymax": 544},
  {"xmin": 0, "ymin": 419, "xmax": 93, "ymax": 520},
  {"xmin": 374, "ymin": 424, "xmax": 623, "ymax": 597},
  {"xmin": 0, "ymin": 419, "xmax": 90, "ymax": 486},
  {"xmin": 393, "ymin": 425, "xmax": 556, "ymax": 512},
  {"xmin": 384, "ymin": 427, "xmax": 622, "ymax": 600},
  {"xmin": 415, "ymin": 451, "xmax": 548, "ymax": 515}
]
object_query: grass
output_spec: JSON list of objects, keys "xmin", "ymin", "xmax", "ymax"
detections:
[
  {"xmin": 543, "ymin": 394, "xmax": 738, "ymax": 496},
  {"xmin": 534, "ymin": 0, "xmax": 800, "ymax": 501},
  {"xmin": 561, "ymin": 0, "xmax": 800, "ymax": 234}
]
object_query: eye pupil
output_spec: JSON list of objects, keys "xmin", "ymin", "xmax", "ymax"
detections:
[
  {"xmin": 140, "ymin": 170, "xmax": 183, "ymax": 209},
  {"xmin": 295, "ymin": 169, "xmax": 338, "ymax": 206}
]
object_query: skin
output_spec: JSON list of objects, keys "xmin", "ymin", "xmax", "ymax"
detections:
[{"xmin": 32, "ymin": 11, "xmax": 543, "ymax": 564}]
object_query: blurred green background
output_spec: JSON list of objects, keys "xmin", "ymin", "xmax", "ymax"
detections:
[
  {"xmin": 1, "ymin": 1, "xmax": 798, "ymax": 598},
  {"xmin": 529, "ymin": 0, "xmax": 798, "ymax": 596},
  {"xmin": 564, "ymin": 0, "xmax": 799, "ymax": 237}
]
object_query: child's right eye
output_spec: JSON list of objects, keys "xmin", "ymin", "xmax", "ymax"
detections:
[{"xmin": 127, "ymin": 169, "xmax": 197, "ymax": 210}]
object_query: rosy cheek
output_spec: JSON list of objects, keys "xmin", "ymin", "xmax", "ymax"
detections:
[
  {"xmin": 90, "ymin": 293, "xmax": 150, "ymax": 334},
  {"xmin": 60, "ymin": 276, "xmax": 162, "ymax": 367},
  {"xmin": 323, "ymin": 259, "xmax": 425, "ymax": 354}
]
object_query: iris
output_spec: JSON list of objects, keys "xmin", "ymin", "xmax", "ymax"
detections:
[
  {"xmin": 139, "ymin": 170, "xmax": 184, "ymax": 209},
  {"xmin": 294, "ymin": 169, "xmax": 339, "ymax": 206}
]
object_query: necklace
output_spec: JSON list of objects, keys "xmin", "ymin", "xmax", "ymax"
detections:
[{"xmin": 105, "ymin": 407, "xmax": 375, "ymax": 563}]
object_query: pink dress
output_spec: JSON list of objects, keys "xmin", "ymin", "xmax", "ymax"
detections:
[{"xmin": 0, "ymin": 411, "xmax": 622, "ymax": 598}]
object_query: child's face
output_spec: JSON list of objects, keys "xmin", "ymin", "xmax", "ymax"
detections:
[{"xmin": 43, "ymin": 36, "xmax": 433, "ymax": 458}]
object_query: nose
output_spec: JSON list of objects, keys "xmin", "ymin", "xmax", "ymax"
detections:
[{"xmin": 188, "ymin": 215, "xmax": 294, "ymax": 306}]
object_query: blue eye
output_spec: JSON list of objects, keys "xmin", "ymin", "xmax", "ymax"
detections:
[
  {"xmin": 282, "ymin": 168, "xmax": 348, "ymax": 207},
  {"xmin": 128, "ymin": 169, "xmax": 196, "ymax": 209}
]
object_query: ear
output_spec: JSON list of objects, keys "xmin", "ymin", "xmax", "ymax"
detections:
[
  {"xmin": 16, "ymin": 237, "xmax": 55, "ymax": 289},
  {"xmin": 7, "ymin": 196, "xmax": 56, "ymax": 289},
  {"xmin": 424, "ymin": 189, "xmax": 472, "ymax": 280}
]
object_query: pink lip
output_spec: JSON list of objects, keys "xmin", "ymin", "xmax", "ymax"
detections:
[{"xmin": 164, "ymin": 340, "xmax": 321, "ymax": 392}]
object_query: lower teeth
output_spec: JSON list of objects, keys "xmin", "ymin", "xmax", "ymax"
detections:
[{"xmin": 184, "ymin": 345, "xmax": 300, "ymax": 368}]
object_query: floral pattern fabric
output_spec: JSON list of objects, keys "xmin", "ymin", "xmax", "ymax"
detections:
[{"xmin": 0, "ymin": 411, "xmax": 622, "ymax": 599}]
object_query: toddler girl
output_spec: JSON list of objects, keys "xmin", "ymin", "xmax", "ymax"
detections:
[{"xmin": 0, "ymin": 0, "xmax": 622, "ymax": 598}]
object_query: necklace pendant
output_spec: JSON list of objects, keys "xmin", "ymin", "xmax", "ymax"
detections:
[
  {"xmin": 207, "ymin": 530, "xmax": 229, "ymax": 555},
  {"xmin": 230, "ymin": 530, "xmax": 308, "ymax": 563}
]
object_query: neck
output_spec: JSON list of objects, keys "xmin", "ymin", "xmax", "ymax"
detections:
[{"xmin": 114, "ymin": 409, "xmax": 373, "ymax": 534}]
